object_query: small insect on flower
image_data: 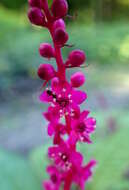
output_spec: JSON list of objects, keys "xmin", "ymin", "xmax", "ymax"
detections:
[{"xmin": 40, "ymin": 78, "xmax": 87, "ymax": 117}]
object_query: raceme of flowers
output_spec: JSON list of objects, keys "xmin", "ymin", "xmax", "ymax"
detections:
[{"xmin": 28, "ymin": 0, "xmax": 97, "ymax": 189}]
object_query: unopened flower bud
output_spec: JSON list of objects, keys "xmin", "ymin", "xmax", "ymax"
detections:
[
  {"xmin": 51, "ymin": 77, "xmax": 60, "ymax": 89},
  {"xmin": 28, "ymin": 7, "xmax": 46, "ymax": 26},
  {"xmin": 71, "ymin": 72, "xmax": 85, "ymax": 88},
  {"xmin": 67, "ymin": 50, "xmax": 86, "ymax": 67},
  {"xmin": 39, "ymin": 43, "xmax": 55, "ymax": 59},
  {"xmin": 53, "ymin": 19, "xmax": 66, "ymax": 30},
  {"xmin": 54, "ymin": 27, "xmax": 68, "ymax": 46},
  {"xmin": 28, "ymin": 0, "xmax": 42, "ymax": 8},
  {"xmin": 51, "ymin": 0, "xmax": 68, "ymax": 19},
  {"xmin": 38, "ymin": 64, "xmax": 55, "ymax": 80}
]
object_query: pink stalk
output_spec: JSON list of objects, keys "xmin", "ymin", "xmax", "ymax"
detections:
[{"xmin": 28, "ymin": 1, "xmax": 97, "ymax": 190}]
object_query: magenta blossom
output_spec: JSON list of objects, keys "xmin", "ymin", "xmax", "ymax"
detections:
[
  {"xmin": 48, "ymin": 140, "xmax": 83, "ymax": 171},
  {"xmin": 72, "ymin": 160, "xmax": 97, "ymax": 190},
  {"xmin": 40, "ymin": 78, "xmax": 87, "ymax": 117},
  {"xmin": 71, "ymin": 110, "xmax": 96, "ymax": 143},
  {"xmin": 43, "ymin": 165, "xmax": 62, "ymax": 190},
  {"xmin": 43, "ymin": 106, "xmax": 66, "ymax": 142}
]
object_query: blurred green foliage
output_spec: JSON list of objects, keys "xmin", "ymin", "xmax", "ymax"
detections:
[
  {"xmin": 0, "ymin": 0, "xmax": 26, "ymax": 9},
  {"xmin": 0, "ymin": 149, "xmax": 42, "ymax": 190},
  {"xmin": 1, "ymin": 0, "xmax": 129, "ymax": 22}
]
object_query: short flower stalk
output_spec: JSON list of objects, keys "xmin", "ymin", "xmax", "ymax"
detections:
[{"xmin": 28, "ymin": 0, "xmax": 97, "ymax": 189}]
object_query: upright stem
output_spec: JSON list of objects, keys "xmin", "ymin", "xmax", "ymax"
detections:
[
  {"xmin": 49, "ymin": 27, "xmax": 66, "ymax": 81},
  {"xmin": 65, "ymin": 115, "xmax": 71, "ymax": 134},
  {"xmin": 43, "ymin": 5, "xmax": 73, "ymax": 189},
  {"xmin": 64, "ymin": 171, "xmax": 73, "ymax": 190},
  {"xmin": 42, "ymin": 0, "xmax": 53, "ymax": 22}
]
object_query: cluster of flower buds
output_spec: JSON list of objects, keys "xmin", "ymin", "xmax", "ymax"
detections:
[{"xmin": 28, "ymin": 0, "xmax": 97, "ymax": 190}]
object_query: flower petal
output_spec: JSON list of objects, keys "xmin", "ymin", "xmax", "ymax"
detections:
[
  {"xmin": 72, "ymin": 90, "xmax": 87, "ymax": 104},
  {"xmin": 48, "ymin": 123, "xmax": 55, "ymax": 136},
  {"xmin": 40, "ymin": 91, "xmax": 52, "ymax": 102},
  {"xmin": 80, "ymin": 110, "xmax": 90, "ymax": 120}
]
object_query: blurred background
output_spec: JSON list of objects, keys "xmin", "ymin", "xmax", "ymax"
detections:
[{"xmin": 0, "ymin": 0, "xmax": 129, "ymax": 190}]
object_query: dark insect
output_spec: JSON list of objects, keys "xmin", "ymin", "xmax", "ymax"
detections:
[{"xmin": 47, "ymin": 89, "xmax": 57, "ymax": 99}]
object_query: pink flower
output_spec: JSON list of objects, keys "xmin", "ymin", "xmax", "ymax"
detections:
[
  {"xmin": 72, "ymin": 160, "xmax": 97, "ymax": 190},
  {"xmin": 44, "ymin": 106, "xmax": 67, "ymax": 144},
  {"xmin": 40, "ymin": 78, "xmax": 87, "ymax": 117},
  {"xmin": 48, "ymin": 140, "xmax": 83, "ymax": 171},
  {"xmin": 43, "ymin": 165, "xmax": 62, "ymax": 190},
  {"xmin": 71, "ymin": 110, "xmax": 96, "ymax": 143}
]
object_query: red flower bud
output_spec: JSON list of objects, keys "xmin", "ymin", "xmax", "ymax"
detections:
[
  {"xmin": 39, "ymin": 43, "xmax": 55, "ymax": 59},
  {"xmin": 28, "ymin": 7, "xmax": 46, "ymax": 26},
  {"xmin": 67, "ymin": 50, "xmax": 86, "ymax": 67},
  {"xmin": 53, "ymin": 19, "xmax": 66, "ymax": 30},
  {"xmin": 71, "ymin": 72, "xmax": 85, "ymax": 88},
  {"xmin": 51, "ymin": 0, "xmax": 68, "ymax": 19},
  {"xmin": 28, "ymin": 0, "xmax": 42, "ymax": 8},
  {"xmin": 53, "ymin": 27, "xmax": 68, "ymax": 46},
  {"xmin": 51, "ymin": 77, "xmax": 60, "ymax": 89},
  {"xmin": 38, "ymin": 64, "xmax": 55, "ymax": 80}
]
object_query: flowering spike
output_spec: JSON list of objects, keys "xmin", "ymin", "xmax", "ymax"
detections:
[{"xmin": 28, "ymin": 1, "xmax": 97, "ymax": 190}]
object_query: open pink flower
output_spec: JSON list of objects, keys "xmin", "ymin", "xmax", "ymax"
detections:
[
  {"xmin": 48, "ymin": 140, "xmax": 83, "ymax": 171},
  {"xmin": 71, "ymin": 110, "xmax": 96, "ymax": 143},
  {"xmin": 44, "ymin": 106, "xmax": 60, "ymax": 125},
  {"xmin": 44, "ymin": 106, "xmax": 66, "ymax": 144},
  {"xmin": 43, "ymin": 165, "xmax": 62, "ymax": 190},
  {"xmin": 40, "ymin": 78, "xmax": 87, "ymax": 117},
  {"xmin": 72, "ymin": 160, "xmax": 97, "ymax": 190}
]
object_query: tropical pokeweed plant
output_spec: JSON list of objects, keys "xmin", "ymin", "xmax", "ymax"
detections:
[{"xmin": 28, "ymin": 0, "xmax": 97, "ymax": 189}]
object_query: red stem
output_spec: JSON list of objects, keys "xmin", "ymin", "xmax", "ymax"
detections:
[
  {"xmin": 49, "ymin": 27, "xmax": 66, "ymax": 81},
  {"xmin": 42, "ymin": 3, "xmax": 73, "ymax": 189},
  {"xmin": 64, "ymin": 171, "xmax": 73, "ymax": 190},
  {"xmin": 65, "ymin": 115, "xmax": 71, "ymax": 134},
  {"xmin": 42, "ymin": 0, "xmax": 53, "ymax": 22}
]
